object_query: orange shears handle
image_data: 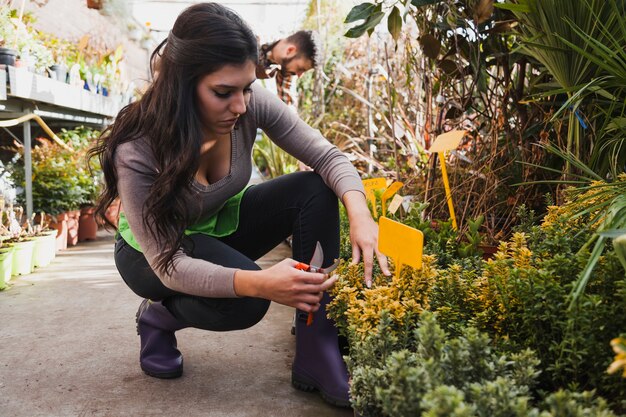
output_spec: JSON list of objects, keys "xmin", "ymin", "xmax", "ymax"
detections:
[
  {"xmin": 295, "ymin": 262, "xmax": 310, "ymax": 271},
  {"xmin": 294, "ymin": 262, "xmax": 315, "ymax": 326}
]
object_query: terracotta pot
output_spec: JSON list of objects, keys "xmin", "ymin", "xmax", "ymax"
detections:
[
  {"xmin": 33, "ymin": 213, "xmax": 67, "ymax": 253},
  {"xmin": 47, "ymin": 213, "xmax": 68, "ymax": 252},
  {"xmin": 67, "ymin": 210, "xmax": 81, "ymax": 246},
  {"xmin": 78, "ymin": 206, "xmax": 98, "ymax": 242},
  {"xmin": 105, "ymin": 198, "xmax": 121, "ymax": 228}
]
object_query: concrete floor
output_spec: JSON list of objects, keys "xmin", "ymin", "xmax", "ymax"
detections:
[{"xmin": 0, "ymin": 230, "xmax": 353, "ymax": 417}]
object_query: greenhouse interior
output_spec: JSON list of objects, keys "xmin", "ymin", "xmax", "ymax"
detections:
[{"xmin": 1, "ymin": 0, "xmax": 625, "ymax": 416}]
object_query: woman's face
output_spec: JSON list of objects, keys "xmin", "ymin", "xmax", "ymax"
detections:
[{"xmin": 196, "ymin": 60, "xmax": 257, "ymax": 137}]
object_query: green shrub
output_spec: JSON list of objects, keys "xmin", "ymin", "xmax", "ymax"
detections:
[
  {"xmin": 10, "ymin": 126, "xmax": 101, "ymax": 214},
  {"xmin": 334, "ymin": 204, "xmax": 626, "ymax": 412},
  {"xmin": 348, "ymin": 313, "xmax": 614, "ymax": 417}
]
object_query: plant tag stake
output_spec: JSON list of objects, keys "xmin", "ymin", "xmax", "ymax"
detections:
[
  {"xmin": 381, "ymin": 181, "xmax": 403, "ymax": 217},
  {"xmin": 387, "ymin": 194, "xmax": 404, "ymax": 215},
  {"xmin": 428, "ymin": 130, "xmax": 466, "ymax": 230},
  {"xmin": 378, "ymin": 216, "xmax": 424, "ymax": 278},
  {"xmin": 362, "ymin": 178, "xmax": 387, "ymax": 217}
]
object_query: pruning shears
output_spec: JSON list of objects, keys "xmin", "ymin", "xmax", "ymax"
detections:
[{"xmin": 295, "ymin": 241, "xmax": 339, "ymax": 326}]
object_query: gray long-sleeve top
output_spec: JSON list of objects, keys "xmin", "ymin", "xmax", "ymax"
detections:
[{"xmin": 115, "ymin": 83, "xmax": 365, "ymax": 298}]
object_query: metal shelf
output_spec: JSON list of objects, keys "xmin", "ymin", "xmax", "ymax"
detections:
[
  {"xmin": 0, "ymin": 65, "xmax": 128, "ymax": 218},
  {"xmin": 4, "ymin": 65, "xmax": 125, "ymax": 119}
]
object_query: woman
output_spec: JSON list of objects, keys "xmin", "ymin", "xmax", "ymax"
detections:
[{"xmin": 90, "ymin": 2, "xmax": 388, "ymax": 408}]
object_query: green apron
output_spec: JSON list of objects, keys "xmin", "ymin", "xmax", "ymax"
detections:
[{"xmin": 117, "ymin": 186, "xmax": 251, "ymax": 252}]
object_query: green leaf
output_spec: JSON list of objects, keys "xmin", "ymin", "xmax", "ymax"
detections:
[
  {"xmin": 598, "ymin": 229, "xmax": 626, "ymax": 238},
  {"xmin": 344, "ymin": 2, "xmax": 377, "ymax": 24},
  {"xmin": 607, "ymin": 117, "xmax": 626, "ymax": 131},
  {"xmin": 387, "ymin": 6, "xmax": 402, "ymax": 41},
  {"xmin": 570, "ymin": 236, "xmax": 607, "ymax": 306},
  {"xmin": 410, "ymin": 0, "xmax": 441, "ymax": 8},
  {"xmin": 494, "ymin": 2, "xmax": 530, "ymax": 13},
  {"xmin": 345, "ymin": 23, "xmax": 369, "ymax": 38},
  {"xmin": 345, "ymin": 10, "xmax": 385, "ymax": 38}
]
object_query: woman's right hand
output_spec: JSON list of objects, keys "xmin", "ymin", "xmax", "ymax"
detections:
[{"xmin": 234, "ymin": 258, "xmax": 336, "ymax": 312}]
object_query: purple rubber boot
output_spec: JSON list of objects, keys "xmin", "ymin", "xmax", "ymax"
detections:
[
  {"xmin": 135, "ymin": 299, "xmax": 187, "ymax": 379},
  {"xmin": 291, "ymin": 292, "xmax": 350, "ymax": 407}
]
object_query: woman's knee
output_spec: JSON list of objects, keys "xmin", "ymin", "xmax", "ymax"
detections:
[{"xmin": 231, "ymin": 298, "xmax": 271, "ymax": 329}]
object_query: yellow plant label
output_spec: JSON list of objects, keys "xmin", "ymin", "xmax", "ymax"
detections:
[
  {"xmin": 362, "ymin": 178, "xmax": 387, "ymax": 194},
  {"xmin": 378, "ymin": 216, "xmax": 424, "ymax": 277},
  {"xmin": 362, "ymin": 178, "xmax": 387, "ymax": 216},
  {"xmin": 381, "ymin": 181, "xmax": 404, "ymax": 216},
  {"xmin": 429, "ymin": 130, "xmax": 466, "ymax": 153}
]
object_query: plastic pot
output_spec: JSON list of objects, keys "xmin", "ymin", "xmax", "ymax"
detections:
[
  {"xmin": 0, "ymin": 47, "xmax": 17, "ymax": 67},
  {"xmin": 11, "ymin": 240, "xmax": 35, "ymax": 276}
]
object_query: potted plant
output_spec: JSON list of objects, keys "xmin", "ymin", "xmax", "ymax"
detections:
[
  {"xmin": 77, "ymin": 159, "xmax": 102, "ymax": 242},
  {"xmin": 9, "ymin": 127, "xmax": 103, "ymax": 249},
  {"xmin": 1, "ymin": 9, "xmax": 54, "ymax": 75},
  {"xmin": 29, "ymin": 213, "xmax": 57, "ymax": 269},
  {"xmin": 0, "ymin": 241, "xmax": 14, "ymax": 289},
  {"xmin": 57, "ymin": 126, "xmax": 102, "ymax": 242},
  {"xmin": 1, "ymin": 207, "xmax": 35, "ymax": 277},
  {"xmin": 10, "ymin": 140, "xmax": 79, "ymax": 249},
  {"xmin": 0, "ymin": 221, "xmax": 14, "ymax": 289},
  {"xmin": 40, "ymin": 34, "xmax": 74, "ymax": 83},
  {"xmin": 0, "ymin": 7, "xmax": 18, "ymax": 66}
]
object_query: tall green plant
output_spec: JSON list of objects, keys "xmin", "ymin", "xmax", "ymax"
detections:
[
  {"xmin": 501, "ymin": 0, "xmax": 620, "ymax": 172},
  {"xmin": 552, "ymin": 0, "xmax": 626, "ymax": 177},
  {"xmin": 519, "ymin": 143, "xmax": 625, "ymax": 304}
]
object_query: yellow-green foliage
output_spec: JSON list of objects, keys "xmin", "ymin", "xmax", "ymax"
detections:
[
  {"xmin": 473, "ymin": 233, "xmax": 535, "ymax": 336},
  {"xmin": 330, "ymin": 233, "xmax": 538, "ymax": 343},
  {"xmin": 328, "ymin": 256, "xmax": 438, "ymax": 340},
  {"xmin": 331, "ymin": 219, "xmax": 626, "ymax": 411},
  {"xmin": 541, "ymin": 174, "xmax": 626, "ymax": 237}
]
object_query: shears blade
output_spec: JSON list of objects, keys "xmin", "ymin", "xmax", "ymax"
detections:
[
  {"xmin": 304, "ymin": 241, "xmax": 339, "ymax": 275},
  {"xmin": 309, "ymin": 241, "xmax": 324, "ymax": 270}
]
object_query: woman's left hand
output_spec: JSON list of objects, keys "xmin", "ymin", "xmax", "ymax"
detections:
[{"xmin": 343, "ymin": 191, "xmax": 391, "ymax": 287}]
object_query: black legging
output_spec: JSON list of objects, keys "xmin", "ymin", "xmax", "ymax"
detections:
[{"xmin": 114, "ymin": 171, "xmax": 340, "ymax": 331}]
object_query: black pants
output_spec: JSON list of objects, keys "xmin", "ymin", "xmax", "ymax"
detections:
[{"xmin": 114, "ymin": 171, "xmax": 340, "ymax": 331}]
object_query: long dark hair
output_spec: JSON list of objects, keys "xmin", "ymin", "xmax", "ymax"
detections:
[{"xmin": 89, "ymin": 3, "xmax": 258, "ymax": 274}]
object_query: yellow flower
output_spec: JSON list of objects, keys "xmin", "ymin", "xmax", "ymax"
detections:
[{"xmin": 607, "ymin": 337, "xmax": 626, "ymax": 378}]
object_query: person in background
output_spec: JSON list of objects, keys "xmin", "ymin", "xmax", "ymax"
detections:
[
  {"xmin": 91, "ymin": 2, "xmax": 388, "ymax": 409},
  {"xmin": 256, "ymin": 30, "xmax": 318, "ymax": 106}
]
